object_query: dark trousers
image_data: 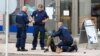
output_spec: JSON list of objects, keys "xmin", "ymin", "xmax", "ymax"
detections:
[
  {"xmin": 49, "ymin": 38, "xmax": 56, "ymax": 52},
  {"xmin": 47, "ymin": 37, "xmax": 73, "ymax": 52},
  {"xmin": 57, "ymin": 40, "xmax": 73, "ymax": 52},
  {"xmin": 16, "ymin": 26, "xmax": 27, "ymax": 49},
  {"xmin": 32, "ymin": 25, "xmax": 45, "ymax": 48}
]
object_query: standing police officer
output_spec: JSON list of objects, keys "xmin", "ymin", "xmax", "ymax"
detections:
[
  {"xmin": 31, "ymin": 4, "xmax": 49, "ymax": 50},
  {"xmin": 16, "ymin": 6, "xmax": 29, "ymax": 51}
]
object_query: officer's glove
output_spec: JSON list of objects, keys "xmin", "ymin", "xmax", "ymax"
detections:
[
  {"xmin": 47, "ymin": 30, "xmax": 53, "ymax": 36},
  {"xmin": 52, "ymin": 30, "xmax": 56, "ymax": 33},
  {"xmin": 47, "ymin": 30, "xmax": 55, "ymax": 36}
]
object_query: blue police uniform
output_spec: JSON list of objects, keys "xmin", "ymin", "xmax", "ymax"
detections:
[
  {"xmin": 31, "ymin": 10, "xmax": 48, "ymax": 49},
  {"xmin": 16, "ymin": 11, "xmax": 29, "ymax": 49},
  {"xmin": 51, "ymin": 26, "xmax": 73, "ymax": 52}
]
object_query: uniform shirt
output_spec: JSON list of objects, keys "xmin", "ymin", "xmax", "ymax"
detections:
[
  {"xmin": 16, "ymin": 11, "xmax": 29, "ymax": 26},
  {"xmin": 31, "ymin": 10, "xmax": 49, "ymax": 26},
  {"xmin": 52, "ymin": 26, "xmax": 73, "ymax": 43}
]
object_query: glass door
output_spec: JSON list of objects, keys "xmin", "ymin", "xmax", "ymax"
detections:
[
  {"xmin": 44, "ymin": 0, "xmax": 56, "ymax": 31},
  {"xmin": 60, "ymin": 0, "xmax": 72, "ymax": 32},
  {"xmin": 91, "ymin": 0, "xmax": 100, "ymax": 29}
]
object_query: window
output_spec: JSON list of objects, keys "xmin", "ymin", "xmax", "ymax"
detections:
[
  {"xmin": 24, "ymin": 0, "xmax": 36, "ymax": 15},
  {"xmin": 0, "ymin": 14, "xmax": 3, "ymax": 31},
  {"xmin": 60, "ymin": 0, "xmax": 72, "ymax": 32},
  {"xmin": 91, "ymin": 0, "xmax": 100, "ymax": 29}
]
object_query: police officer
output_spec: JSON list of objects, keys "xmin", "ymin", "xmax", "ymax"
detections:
[
  {"xmin": 31, "ymin": 4, "xmax": 49, "ymax": 50},
  {"xmin": 16, "ymin": 6, "xmax": 29, "ymax": 51},
  {"xmin": 44, "ymin": 22, "xmax": 78, "ymax": 53}
]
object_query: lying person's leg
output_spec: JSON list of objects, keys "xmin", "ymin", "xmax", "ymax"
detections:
[
  {"xmin": 44, "ymin": 36, "xmax": 52, "ymax": 52},
  {"xmin": 45, "ymin": 36, "xmax": 52, "ymax": 48},
  {"xmin": 44, "ymin": 36, "xmax": 56, "ymax": 52},
  {"xmin": 50, "ymin": 38, "xmax": 56, "ymax": 52}
]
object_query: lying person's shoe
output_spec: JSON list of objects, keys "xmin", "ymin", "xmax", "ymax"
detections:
[
  {"xmin": 44, "ymin": 49, "xmax": 49, "ymax": 52},
  {"xmin": 31, "ymin": 48, "xmax": 36, "ymax": 50}
]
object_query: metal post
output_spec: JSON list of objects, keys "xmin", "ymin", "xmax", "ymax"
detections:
[
  {"xmin": 20, "ymin": 0, "xmax": 24, "ymax": 9},
  {"xmin": 55, "ymin": 0, "xmax": 60, "ymax": 30},
  {"xmin": 44, "ymin": 0, "xmax": 45, "ymax": 10},
  {"xmin": 72, "ymin": 0, "xmax": 78, "ymax": 37},
  {"xmin": 5, "ymin": 0, "xmax": 9, "ymax": 56},
  {"xmin": 3, "ymin": 15, "xmax": 5, "ymax": 32},
  {"xmin": 54, "ymin": 0, "xmax": 60, "ymax": 43}
]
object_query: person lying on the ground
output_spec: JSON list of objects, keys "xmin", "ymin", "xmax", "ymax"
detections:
[{"xmin": 44, "ymin": 22, "xmax": 78, "ymax": 53}]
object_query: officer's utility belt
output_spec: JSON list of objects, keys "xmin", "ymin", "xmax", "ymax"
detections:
[
  {"xmin": 16, "ymin": 23, "xmax": 27, "ymax": 28},
  {"xmin": 33, "ymin": 22, "xmax": 45, "ymax": 26}
]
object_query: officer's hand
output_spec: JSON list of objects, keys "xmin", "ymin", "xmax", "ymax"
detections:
[
  {"xmin": 29, "ymin": 19, "xmax": 32, "ymax": 23},
  {"xmin": 32, "ymin": 20, "xmax": 35, "ymax": 24},
  {"xmin": 47, "ymin": 30, "xmax": 54, "ymax": 36},
  {"xmin": 42, "ymin": 19, "xmax": 48, "ymax": 23},
  {"xmin": 42, "ymin": 20, "xmax": 46, "ymax": 23},
  {"xmin": 29, "ymin": 19, "xmax": 32, "ymax": 22},
  {"xmin": 29, "ymin": 19, "xmax": 35, "ymax": 24},
  {"xmin": 52, "ymin": 30, "xmax": 56, "ymax": 33},
  {"xmin": 29, "ymin": 17, "xmax": 35, "ymax": 24}
]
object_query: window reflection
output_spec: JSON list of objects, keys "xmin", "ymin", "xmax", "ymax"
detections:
[
  {"xmin": 24, "ymin": 0, "xmax": 36, "ymax": 15},
  {"xmin": 91, "ymin": 0, "xmax": 100, "ymax": 29}
]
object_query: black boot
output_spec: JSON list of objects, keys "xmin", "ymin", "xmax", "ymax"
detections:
[
  {"xmin": 17, "ymin": 48, "xmax": 21, "ymax": 51},
  {"xmin": 68, "ymin": 44, "xmax": 78, "ymax": 52},
  {"xmin": 73, "ymin": 44, "xmax": 78, "ymax": 52},
  {"xmin": 31, "ymin": 47, "xmax": 36, "ymax": 50},
  {"xmin": 41, "ymin": 47, "xmax": 45, "ymax": 50},
  {"xmin": 72, "ymin": 40, "xmax": 78, "ymax": 52},
  {"xmin": 20, "ymin": 47, "xmax": 28, "ymax": 51}
]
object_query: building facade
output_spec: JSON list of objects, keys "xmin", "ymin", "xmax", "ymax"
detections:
[{"xmin": 0, "ymin": 0, "xmax": 100, "ymax": 37}]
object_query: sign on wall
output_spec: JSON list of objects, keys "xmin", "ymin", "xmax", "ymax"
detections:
[{"xmin": 63, "ymin": 10, "xmax": 69, "ymax": 16}]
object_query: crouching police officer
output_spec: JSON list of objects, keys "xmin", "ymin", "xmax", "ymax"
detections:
[
  {"xmin": 16, "ymin": 6, "xmax": 29, "ymax": 51},
  {"xmin": 44, "ymin": 22, "xmax": 78, "ymax": 53},
  {"xmin": 31, "ymin": 4, "xmax": 49, "ymax": 50}
]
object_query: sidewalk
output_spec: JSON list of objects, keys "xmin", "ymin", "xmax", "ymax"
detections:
[
  {"xmin": 0, "ymin": 33, "xmax": 5, "ymax": 43},
  {"xmin": 0, "ymin": 33, "xmax": 100, "ymax": 56},
  {"xmin": 7, "ymin": 33, "xmax": 100, "ymax": 56},
  {"xmin": 7, "ymin": 43, "xmax": 100, "ymax": 56},
  {"xmin": 0, "ymin": 44, "xmax": 5, "ymax": 56},
  {"xmin": 0, "ymin": 33, "xmax": 5, "ymax": 56}
]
